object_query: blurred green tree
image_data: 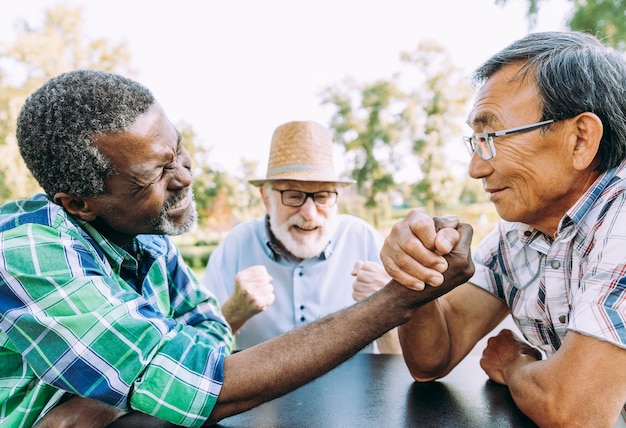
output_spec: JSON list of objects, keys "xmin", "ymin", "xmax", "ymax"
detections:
[
  {"xmin": 402, "ymin": 42, "xmax": 472, "ymax": 215},
  {"xmin": 0, "ymin": 5, "xmax": 259, "ymax": 233},
  {"xmin": 0, "ymin": 5, "xmax": 133, "ymax": 201},
  {"xmin": 320, "ymin": 41, "xmax": 471, "ymax": 223},
  {"xmin": 496, "ymin": 0, "xmax": 626, "ymax": 50}
]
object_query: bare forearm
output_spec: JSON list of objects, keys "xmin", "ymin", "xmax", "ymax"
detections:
[
  {"xmin": 482, "ymin": 331, "xmax": 626, "ymax": 427},
  {"xmin": 501, "ymin": 357, "xmax": 564, "ymax": 426},
  {"xmin": 398, "ymin": 299, "xmax": 453, "ymax": 380},
  {"xmin": 505, "ymin": 356, "xmax": 622, "ymax": 427},
  {"xmin": 208, "ymin": 279, "xmax": 460, "ymax": 424}
]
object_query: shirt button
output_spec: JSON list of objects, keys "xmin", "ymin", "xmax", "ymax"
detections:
[
  {"xmin": 524, "ymin": 230, "xmax": 532, "ymax": 237},
  {"xmin": 550, "ymin": 260, "xmax": 561, "ymax": 269},
  {"xmin": 300, "ymin": 316, "xmax": 306, "ymax": 322},
  {"xmin": 300, "ymin": 305, "xmax": 305, "ymax": 310},
  {"xmin": 558, "ymin": 314, "xmax": 567, "ymax": 324}
]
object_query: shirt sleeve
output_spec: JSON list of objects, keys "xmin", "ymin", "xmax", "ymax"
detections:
[
  {"xmin": 569, "ymin": 198, "xmax": 626, "ymax": 349},
  {"xmin": 0, "ymin": 223, "xmax": 232, "ymax": 426}
]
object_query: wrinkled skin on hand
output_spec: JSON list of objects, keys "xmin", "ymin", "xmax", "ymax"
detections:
[
  {"xmin": 480, "ymin": 329, "xmax": 542, "ymax": 385},
  {"xmin": 230, "ymin": 265, "xmax": 275, "ymax": 316},
  {"xmin": 381, "ymin": 209, "xmax": 475, "ymax": 291},
  {"xmin": 221, "ymin": 265, "xmax": 275, "ymax": 333}
]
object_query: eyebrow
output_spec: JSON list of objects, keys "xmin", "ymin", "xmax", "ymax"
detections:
[{"xmin": 467, "ymin": 111, "xmax": 501, "ymax": 130}]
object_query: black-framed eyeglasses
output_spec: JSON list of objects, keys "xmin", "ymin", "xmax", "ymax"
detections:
[
  {"xmin": 463, "ymin": 119, "xmax": 555, "ymax": 160},
  {"xmin": 273, "ymin": 189, "xmax": 338, "ymax": 207}
]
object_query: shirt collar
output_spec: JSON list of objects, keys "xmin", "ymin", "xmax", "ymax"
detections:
[
  {"xmin": 78, "ymin": 219, "xmax": 168, "ymax": 272},
  {"xmin": 566, "ymin": 163, "xmax": 621, "ymax": 226}
]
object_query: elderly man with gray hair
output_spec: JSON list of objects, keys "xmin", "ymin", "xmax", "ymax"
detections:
[{"xmin": 383, "ymin": 31, "xmax": 626, "ymax": 427}]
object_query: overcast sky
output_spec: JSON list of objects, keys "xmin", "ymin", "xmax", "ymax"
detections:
[{"xmin": 0, "ymin": 0, "xmax": 570, "ymax": 178}]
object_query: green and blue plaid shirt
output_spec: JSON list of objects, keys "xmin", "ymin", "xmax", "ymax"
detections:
[{"xmin": 0, "ymin": 194, "xmax": 233, "ymax": 427}]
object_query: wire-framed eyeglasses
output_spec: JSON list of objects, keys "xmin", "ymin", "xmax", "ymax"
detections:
[
  {"xmin": 273, "ymin": 189, "xmax": 338, "ymax": 207},
  {"xmin": 463, "ymin": 119, "xmax": 555, "ymax": 160}
]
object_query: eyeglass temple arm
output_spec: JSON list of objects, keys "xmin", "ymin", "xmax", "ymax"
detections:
[{"xmin": 492, "ymin": 119, "xmax": 555, "ymax": 137}]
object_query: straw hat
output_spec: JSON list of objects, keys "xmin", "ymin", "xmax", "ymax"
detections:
[{"xmin": 249, "ymin": 120, "xmax": 355, "ymax": 186}]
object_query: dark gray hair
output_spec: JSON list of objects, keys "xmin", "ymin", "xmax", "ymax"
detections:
[
  {"xmin": 16, "ymin": 69, "xmax": 155, "ymax": 197},
  {"xmin": 474, "ymin": 31, "xmax": 626, "ymax": 171}
]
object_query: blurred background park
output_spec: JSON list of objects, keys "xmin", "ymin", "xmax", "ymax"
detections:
[{"xmin": 1, "ymin": 0, "xmax": 626, "ymax": 272}]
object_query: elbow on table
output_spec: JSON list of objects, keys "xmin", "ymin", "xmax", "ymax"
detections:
[
  {"xmin": 411, "ymin": 373, "xmax": 441, "ymax": 383},
  {"xmin": 407, "ymin": 363, "xmax": 452, "ymax": 383},
  {"xmin": 401, "ymin": 348, "xmax": 456, "ymax": 382}
]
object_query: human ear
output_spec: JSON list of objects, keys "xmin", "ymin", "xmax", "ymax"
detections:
[
  {"xmin": 259, "ymin": 185, "xmax": 272, "ymax": 212},
  {"xmin": 53, "ymin": 193, "xmax": 97, "ymax": 221},
  {"xmin": 570, "ymin": 112, "xmax": 603, "ymax": 170}
]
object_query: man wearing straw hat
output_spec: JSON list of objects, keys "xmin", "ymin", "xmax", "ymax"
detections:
[{"xmin": 201, "ymin": 120, "xmax": 400, "ymax": 353}]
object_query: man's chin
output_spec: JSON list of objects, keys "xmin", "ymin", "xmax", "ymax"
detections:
[
  {"xmin": 166, "ymin": 221, "xmax": 195, "ymax": 236},
  {"xmin": 284, "ymin": 238, "xmax": 327, "ymax": 259},
  {"xmin": 157, "ymin": 205, "xmax": 198, "ymax": 236}
]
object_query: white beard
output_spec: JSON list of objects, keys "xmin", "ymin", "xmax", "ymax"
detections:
[{"xmin": 268, "ymin": 198, "xmax": 337, "ymax": 259}]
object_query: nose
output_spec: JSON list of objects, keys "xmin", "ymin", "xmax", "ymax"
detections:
[
  {"xmin": 170, "ymin": 148, "xmax": 193, "ymax": 188},
  {"xmin": 468, "ymin": 152, "xmax": 492, "ymax": 180},
  {"xmin": 298, "ymin": 196, "xmax": 318, "ymax": 220}
]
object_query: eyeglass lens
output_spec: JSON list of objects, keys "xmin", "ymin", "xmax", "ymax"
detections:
[
  {"xmin": 463, "ymin": 134, "xmax": 493, "ymax": 160},
  {"xmin": 280, "ymin": 190, "xmax": 337, "ymax": 207}
]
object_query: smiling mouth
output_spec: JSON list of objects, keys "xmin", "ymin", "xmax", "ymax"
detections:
[
  {"xmin": 167, "ymin": 192, "xmax": 190, "ymax": 211},
  {"xmin": 483, "ymin": 184, "xmax": 504, "ymax": 194},
  {"xmin": 484, "ymin": 187, "xmax": 507, "ymax": 201},
  {"xmin": 293, "ymin": 225, "xmax": 318, "ymax": 232}
]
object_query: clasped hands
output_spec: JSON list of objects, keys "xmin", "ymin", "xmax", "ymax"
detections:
[{"xmin": 380, "ymin": 209, "xmax": 475, "ymax": 292}]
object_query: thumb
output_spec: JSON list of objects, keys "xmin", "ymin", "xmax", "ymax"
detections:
[
  {"xmin": 455, "ymin": 223, "xmax": 474, "ymax": 253},
  {"xmin": 352, "ymin": 260, "xmax": 364, "ymax": 276},
  {"xmin": 434, "ymin": 228, "xmax": 460, "ymax": 255}
]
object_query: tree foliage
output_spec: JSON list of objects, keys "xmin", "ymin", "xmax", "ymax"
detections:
[
  {"xmin": 496, "ymin": 0, "xmax": 626, "ymax": 50},
  {"xmin": 569, "ymin": 0, "xmax": 626, "ymax": 50},
  {"xmin": 0, "ymin": 5, "xmax": 134, "ymax": 201},
  {"xmin": 189, "ymin": 129, "xmax": 265, "ymax": 232},
  {"xmin": 401, "ymin": 42, "xmax": 472, "ymax": 214},
  {"xmin": 321, "ymin": 77, "xmax": 402, "ymax": 213},
  {"xmin": 320, "ymin": 41, "xmax": 471, "ymax": 221}
]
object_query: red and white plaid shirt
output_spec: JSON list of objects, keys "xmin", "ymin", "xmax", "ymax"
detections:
[{"xmin": 472, "ymin": 162, "xmax": 626, "ymax": 425}]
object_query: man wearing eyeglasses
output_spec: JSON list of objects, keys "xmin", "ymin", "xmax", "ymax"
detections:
[
  {"xmin": 382, "ymin": 31, "xmax": 626, "ymax": 427},
  {"xmin": 201, "ymin": 120, "xmax": 400, "ymax": 353}
]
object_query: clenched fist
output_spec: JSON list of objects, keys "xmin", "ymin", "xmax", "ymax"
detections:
[
  {"xmin": 351, "ymin": 260, "xmax": 390, "ymax": 302},
  {"xmin": 221, "ymin": 265, "xmax": 275, "ymax": 333}
]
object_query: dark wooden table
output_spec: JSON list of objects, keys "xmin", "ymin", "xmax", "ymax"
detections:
[{"xmin": 216, "ymin": 353, "xmax": 537, "ymax": 427}]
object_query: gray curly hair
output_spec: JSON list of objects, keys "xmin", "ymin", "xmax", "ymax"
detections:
[
  {"xmin": 474, "ymin": 31, "xmax": 626, "ymax": 172},
  {"xmin": 16, "ymin": 69, "xmax": 155, "ymax": 197}
]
